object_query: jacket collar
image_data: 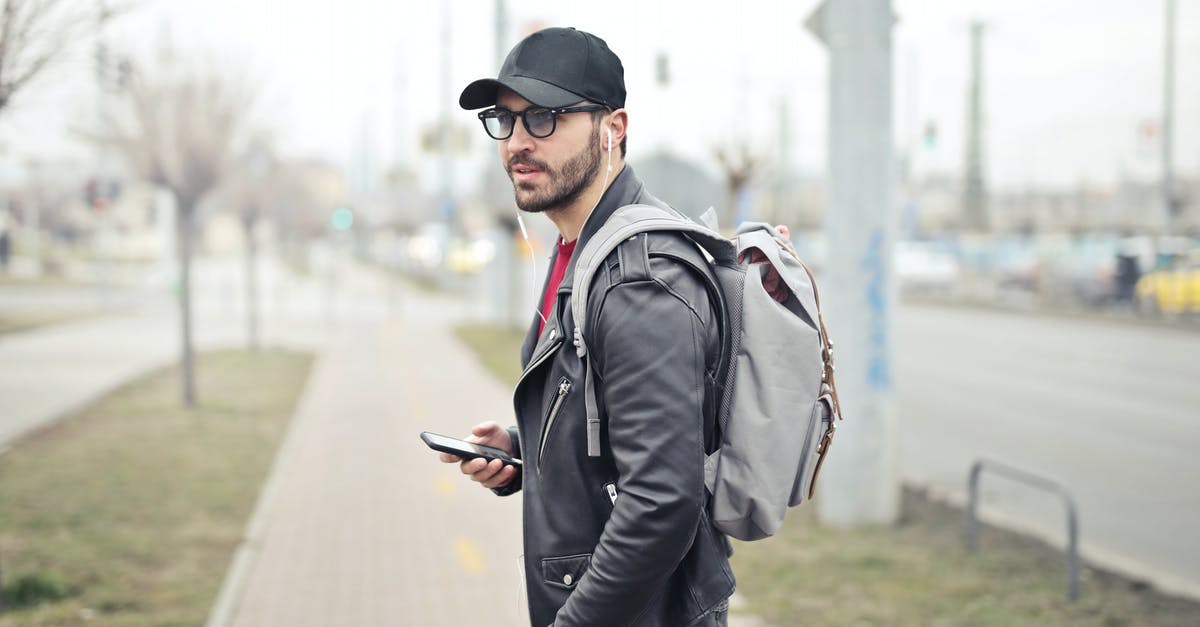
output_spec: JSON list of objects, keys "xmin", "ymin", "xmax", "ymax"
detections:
[
  {"xmin": 519, "ymin": 164, "xmax": 665, "ymax": 365},
  {"xmin": 559, "ymin": 164, "xmax": 666, "ymax": 296}
]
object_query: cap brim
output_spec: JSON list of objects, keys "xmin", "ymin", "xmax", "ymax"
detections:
[{"xmin": 458, "ymin": 76, "xmax": 583, "ymax": 110}]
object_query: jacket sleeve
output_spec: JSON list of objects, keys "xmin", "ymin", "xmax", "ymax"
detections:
[{"xmin": 552, "ymin": 271, "xmax": 712, "ymax": 625}]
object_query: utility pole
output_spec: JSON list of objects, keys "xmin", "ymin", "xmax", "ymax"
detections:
[
  {"xmin": 963, "ymin": 21, "xmax": 988, "ymax": 232},
  {"xmin": 494, "ymin": 0, "xmax": 508, "ymax": 72},
  {"xmin": 1163, "ymin": 0, "xmax": 1177, "ymax": 235},
  {"xmin": 439, "ymin": 0, "xmax": 455, "ymax": 230},
  {"xmin": 805, "ymin": 0, "xmax": 900, "ymax": 526},
  {"xmin": 94, "ymin": 0, "xmax": 111, "ymax": 299},
  {"xmin": 775, "ymin": 97, "xmax": 791, "ymax": 226},
  {"xmin": 492, "ymin": 0, "xmax": 519, "ymax": 326}
]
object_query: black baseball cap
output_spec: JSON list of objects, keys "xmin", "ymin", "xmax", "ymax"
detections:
[{"xmin": 459, "ymin": 27, "xmax": 625, "ymax": 110}]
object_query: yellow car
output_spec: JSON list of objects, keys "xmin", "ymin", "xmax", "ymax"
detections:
[{"xmin": 1137, "ymin": 253, "xmax": 1200, "ymax": 314}]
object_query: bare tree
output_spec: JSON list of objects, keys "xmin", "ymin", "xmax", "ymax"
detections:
[
  {"xmin": 235, "ymin": 135, "xmax": 275, "ymax": 352},
  {"xmin": 714, "ymin": 142, "xmax": 759, "ymax": 229},
  {"xmin": 109, "ymin": 51, "xmax": 255, "ymax": 406},
  {"xmin": 0, "ymin": 0, "xmax": 125, "ymax": 114}
]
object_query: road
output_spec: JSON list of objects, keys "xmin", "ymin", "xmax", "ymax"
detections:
[
  {"xmin": 4, "ymin": 258, "xmax": 1198, "ymax": 613},
  {"xmin": 0, "ymin": 254, "xmax": 408, "ymax": 448},
  {"xmin": 895, "ymin": 303, "xmax": 1200, "ymax": 599}
]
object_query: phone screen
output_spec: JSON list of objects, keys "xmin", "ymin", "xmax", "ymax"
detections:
[{"xmin": 421, "ymin": 431, "xmax": 521, "ymax": 466}]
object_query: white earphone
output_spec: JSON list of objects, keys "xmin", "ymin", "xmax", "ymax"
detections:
[{"xmin": 606, "ymin": 127, "xmax": 614, "ymax": 173}]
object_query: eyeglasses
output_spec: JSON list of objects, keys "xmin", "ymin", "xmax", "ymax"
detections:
[{"xmin": 478, "ymin": 104, "xmax": 608, "ymax": 140}]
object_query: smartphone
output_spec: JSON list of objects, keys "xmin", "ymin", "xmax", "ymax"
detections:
[{"xmin": 420, "ymin": 431, "xmax": 522, "ymax": 467}]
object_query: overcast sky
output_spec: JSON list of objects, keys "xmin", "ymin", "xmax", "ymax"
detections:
[{"xmin": 1, "ymin": 0, "xmax": 1196, "ymax": 194}]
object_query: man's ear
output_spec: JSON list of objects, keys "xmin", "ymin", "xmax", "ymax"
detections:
[{"xmin": 607, "ymin": 109, "xmax": 628, "ymax": 150}]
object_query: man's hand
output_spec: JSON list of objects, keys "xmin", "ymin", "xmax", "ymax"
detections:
[{"xmin": 438, "ymin": 421, "xmax": 518, "ymax": 489}]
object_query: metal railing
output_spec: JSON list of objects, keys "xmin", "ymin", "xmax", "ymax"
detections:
[{"xmin": 967, "ymin": 459, "xmax": 1081, "ymax": 601}]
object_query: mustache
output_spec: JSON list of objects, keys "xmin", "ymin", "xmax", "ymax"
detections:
[{"xmin": 507, "ymin": 155, "xmax": 550, "ymax": 173}]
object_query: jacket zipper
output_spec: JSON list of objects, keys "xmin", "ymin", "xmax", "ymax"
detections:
[
  {"xmin": 538, "ymin": 377, "xmax": 573, "ymax": 470},
  {"xmin": 512, "ymin": 327, "xmax": 562, "ymax": 464},
  {"xmin": 605, "ymin": 482, "xmax": 618, "ymax": 504}
]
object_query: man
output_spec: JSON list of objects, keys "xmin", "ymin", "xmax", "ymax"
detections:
[{"xmin": 439, "ymin": 27, "xmax": 734, "ymax": 626}]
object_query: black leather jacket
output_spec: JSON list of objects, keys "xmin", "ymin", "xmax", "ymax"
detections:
[{"xmin": 501, "ymin": 166, "xmax": 735, "ymax": 626}]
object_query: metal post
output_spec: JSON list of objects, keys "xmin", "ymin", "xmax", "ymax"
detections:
[
  {"xmin": 963, "ymin": 21, "xmax": 987, "ymax": 232},
  {"xmin": 966, "ymin": 459, "xmax": 1081, "ymax": 601},
  {"xmin": 439, "ymin": 0, "xmax": 455, "ymax": 230},
  {"xmin": 95, "ymin": 0, "xmax": 110, "ymax": 295},
  {"xmin": 494, "ymin": 0, "xmax": 508, "ymax": 70},
  {"xmin": 1162, "ymin": 0, "xmax": 1176, "ymax": 235},
  {"xmin": 806, "ymin": 0, "xmax": 901, "ymax": 526}
]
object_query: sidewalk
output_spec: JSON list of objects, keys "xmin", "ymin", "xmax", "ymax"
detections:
[
  {"xmin": 210, "ymin": 290, "xmax": 526, "ymax": 626},
  {"xmin": 206, "ymin": 272, "xmax": 769, "ymax": 626}
]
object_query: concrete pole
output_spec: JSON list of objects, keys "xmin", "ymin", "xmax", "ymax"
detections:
[
  {"xmin": 964, "ymin": 21, "xmax": 988, "ymax": 232},
  {"xmin": 1163, "ymin": 0, "xmax": 1176, "ymax": 235},
  {"xmin": 439, "ymin": 0, "xmax": 455, "ymax": 229},
  {"xmin": 493, "ymin": 0, "xmax": 519, "ymax": 327},
  {"xmin": 806, "ymin": 0, "xmax": 900, "ymax": 526},
  {"xmin": 775, "ymin": 97, "xmax": 791, "ymax": 226},
  {"xmin": 94, "ymin": 0, "xmax": 110, "ymax": 292},
  {"xmin": 494, "ymin": 0, "xmax": 508, "ymax": 71}
]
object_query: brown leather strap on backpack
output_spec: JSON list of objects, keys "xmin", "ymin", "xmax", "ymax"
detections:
[
  {"xmin": 797, "ymin": 261, "xmax": 843, "ymax": 500},
  {"xmin": 752, "ymin": 230, "xmax": 843, "ymax": 500},
  {"xmin": 774, "ymin": 234, "xmax": 841, "ymax": 421},
  {"xmin": 799, "ymin": 261, "xmax": 842, "ymax": 420}
]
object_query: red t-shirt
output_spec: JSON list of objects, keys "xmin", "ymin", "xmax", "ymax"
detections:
[{"xmin": 539, "ymin": 237, "xmax": 578, "ymax": 335}]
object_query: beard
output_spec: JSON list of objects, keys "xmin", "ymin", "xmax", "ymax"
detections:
[{"xmin": 506, "ymin": 129, "xmax": 602, "ymax": 214}]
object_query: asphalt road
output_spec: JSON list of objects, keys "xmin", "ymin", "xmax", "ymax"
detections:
[{"xmin": 895, "ymin": 302, "xmax": 1200, "ymax": 599}]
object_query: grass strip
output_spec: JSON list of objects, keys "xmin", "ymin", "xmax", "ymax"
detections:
[
  {"xmin": 0, "ymin": 311, "xmax": 105, "ymax": 337},
  {"xmin": 452, "ymin": 322, "xmax": 1200, "ymax": 626},
  {"xmin": 453, "ymin": 323, "xmax": 525, "ymax": 386},
  {"xmin": 730, "ymin": 488, "xmax": 1199, "ymax": 626},
  {"xmin": 0, "ymin": 349, "xmax": 313, "ymax": 626}
]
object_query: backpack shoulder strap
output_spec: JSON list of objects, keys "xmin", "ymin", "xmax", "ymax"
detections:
[{"xmin": 570, "ymin": 204, "xmax": 735, "ymax": 456}]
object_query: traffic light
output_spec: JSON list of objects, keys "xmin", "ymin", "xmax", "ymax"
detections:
[
  {"xmin": 331, "ymin": 207, "xmax": 354, "ymax": 231},
  {"xmin": 923, "ymin": 121, "xmax": 938, "ymax": 150}
]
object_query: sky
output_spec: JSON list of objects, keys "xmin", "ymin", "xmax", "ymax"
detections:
[{"xmin": 0, "ymin": 0, "xmax": 1196, "ymax": 195}]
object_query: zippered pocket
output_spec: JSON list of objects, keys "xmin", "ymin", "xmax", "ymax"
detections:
[
  {"xmin": 604, "ymin": 482, "xmax": 618, "ymax": 505},
  {"xmin": 537, "ymin": 377, "xmax": 573, "ymax": 470}
]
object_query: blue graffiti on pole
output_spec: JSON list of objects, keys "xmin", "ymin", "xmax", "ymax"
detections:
[{"xmin": 861, "ymin": 228, "xmax": 891, "ymax": 391}]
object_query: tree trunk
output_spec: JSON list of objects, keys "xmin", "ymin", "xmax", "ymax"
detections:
[
  {"xmin": 176, "ymin": 199, "xmax": 196, "ymax": 407},
  {"xmin": 243, "ymin": 212, "xmax": 259, "ymax": 351}
]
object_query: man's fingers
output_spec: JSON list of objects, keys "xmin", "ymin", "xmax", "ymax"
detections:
[
  {"xmin": 460, "ymin": 457, "xmax": 487, "ymax": 476},
  {"xmin": 439, "ymin": 452, "xmax": 463, "ymax": 464},
  {"xmin": 482, "ymin": 465, "xmax": 517, "ymax": 489},
  {"xmin": 462, "ymin": 458, "xmax": 506, "ymax": 484},
  {"xmin": 470, "ymin": 421, "xmax": 499, "ymax": 439}
]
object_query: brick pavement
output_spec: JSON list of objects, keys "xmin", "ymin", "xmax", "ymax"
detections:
[{"xmin": 207, "ymin": 274, "xmax": 768, "ymax": 627}]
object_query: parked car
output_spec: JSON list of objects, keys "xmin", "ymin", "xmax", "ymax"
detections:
[
  {"xmin": 1136, "ymin": 252, "xmax": 1200, "ymax": 314},
  {"xmin": 1038, "ymin": 235, "xmax": 1120, "ymax": 307},
  {"xmin": 989, "ymin": 236, "xmax": 1040, "ymax": 292},
  {"xmin": 894, "ymin": 240, "xmax": 961, "ymax": 294}
]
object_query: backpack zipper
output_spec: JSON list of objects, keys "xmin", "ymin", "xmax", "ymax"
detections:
[{"xmin": 538, "ymin": 377, "xmax": 573, "ymax": 470}]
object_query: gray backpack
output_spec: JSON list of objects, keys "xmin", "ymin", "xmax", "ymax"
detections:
[{"xmin": 570, "ymin": 203, "xmax": 842, "ymax": 541}]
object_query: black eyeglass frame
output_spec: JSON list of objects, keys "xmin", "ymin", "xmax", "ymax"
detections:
[{"xmin": 477, "ymin": 104, "xmax": 609, "ymax": 140}]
